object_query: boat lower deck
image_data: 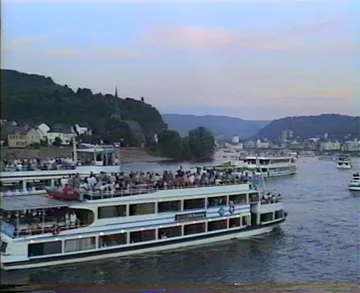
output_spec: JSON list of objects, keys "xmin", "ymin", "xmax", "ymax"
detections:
[{"xmin": 1, "ymin": 218, "xmax": 285, "ymax": 270}]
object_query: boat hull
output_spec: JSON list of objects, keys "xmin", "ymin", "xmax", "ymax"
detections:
[
  {"xmin": 1, "ymin": 220, "xmax": 284, "ymax": 271},
  {"xmin": 349, "ymin": 186, "xmax": 360, "ymax": 191},
  {"xmin": 255, "ymin": 169, "xmax": 296, "ymax": 178},
  {"xmin": 336, "ymin": 165, "xmax": 352, "ymax": 169}
]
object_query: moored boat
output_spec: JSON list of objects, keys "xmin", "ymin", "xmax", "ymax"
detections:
[{"xmin": 0, "ymin": 168, "xmax": 287, "ymax": 271}]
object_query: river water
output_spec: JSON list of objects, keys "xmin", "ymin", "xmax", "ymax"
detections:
[{"xmin": 2, "ymin": 157, "xmax": 359, "ymax": 291}]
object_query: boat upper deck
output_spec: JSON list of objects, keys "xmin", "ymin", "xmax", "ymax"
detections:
[{"xmin": 1, "ymin": 194, "xmax": 77, "ymax": 211}]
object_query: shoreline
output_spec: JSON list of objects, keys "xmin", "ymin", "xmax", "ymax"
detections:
[{"xmin": 0, "ymin": 147, "xmax": 170, "ymax": 164}]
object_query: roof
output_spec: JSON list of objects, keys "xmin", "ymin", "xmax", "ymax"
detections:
[
  {"xmin": 4, "ymin": 125, "xmax": 29, "ymax": 135},
  {"xmin": 0, "ymin": 195, "xmax": 74, "ymax": 211},
  {"xmin": 50, "ymin": 123, "xmax": 73, "ymax": 134}
]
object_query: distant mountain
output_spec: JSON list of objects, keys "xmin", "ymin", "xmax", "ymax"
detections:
[
  {"xmin": 162, "ymin": 114, "xmax": 270, "ymax": 139},
  {"xmin": 252, "ymin": 114, "xmax": 360, "ymax": 140}
]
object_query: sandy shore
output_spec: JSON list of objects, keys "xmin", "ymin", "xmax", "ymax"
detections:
[{"xmin": 0, "ymin": 147, "xmax": 169, "ymax": 163}]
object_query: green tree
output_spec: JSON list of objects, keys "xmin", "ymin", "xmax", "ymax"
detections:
[
  {"xmin": 53, "ymin": 137, "xmax": 62, "ymax": 146},
  {"xmin": 188, "ymin": 126, "xmax": 215, "ymax": 161},
  {"xmin": 157, "ymin": 130, "xmax": 184, "ymax": 160}
]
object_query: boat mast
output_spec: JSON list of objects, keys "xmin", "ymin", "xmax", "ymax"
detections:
[{"xmin": 72, "ymin": 133, "xmax": 77, "ymax": 164}]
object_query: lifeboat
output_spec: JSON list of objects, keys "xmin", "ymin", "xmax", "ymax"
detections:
[{"xmin": 47, "ymin": 186, "xmax": 80, "ymax": 201}]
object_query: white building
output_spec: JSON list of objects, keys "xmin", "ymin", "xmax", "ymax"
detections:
[
  {"xmin": 256, "ymin": 139, "xmax": 270, "ymax": 149},
  {"xmin": 232, "ymin": 136, "xmax": 240, "ymax": 144},
  {"xmin": 342, "ymin": 139, "xmax": 360, "ymax": 152},
  {"xmin": 319, "ymin": 141, "xmax": 341, "ymax": 151}
]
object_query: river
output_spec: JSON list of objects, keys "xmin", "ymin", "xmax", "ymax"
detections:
[{"xmin": 1, "ymin": 157, "xmax": 359, "ymax": 291}]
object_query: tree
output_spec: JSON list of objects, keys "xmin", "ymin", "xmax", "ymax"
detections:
[
  {"xmin": 157, "ymin": 130, "xmax": 184, "ymax": 160},
  {"xmin": 53, "ymin": 137, "xmax": 62, "ymax": 147},
  {"xmin": 188, "ymin": 126, "xmax": 215, "ymax": 161}
]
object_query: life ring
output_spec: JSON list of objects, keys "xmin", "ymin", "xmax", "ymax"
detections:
[
  {"xmin": 52, "ymin": 225, "xmax": 60, "ymax": 235},
  {"xmin": 229, "ymin": 204, "xmax": 235, "ymax": 214}
]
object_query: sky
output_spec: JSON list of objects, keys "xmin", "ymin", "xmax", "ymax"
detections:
[{"xmin": 2, "ymin": 0, "xmax": 359, "ymax": 120}]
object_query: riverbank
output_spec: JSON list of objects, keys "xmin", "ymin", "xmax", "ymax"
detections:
[{"xmin": 0, "ymin": 147, "xmax": 169, "ymax": 163}]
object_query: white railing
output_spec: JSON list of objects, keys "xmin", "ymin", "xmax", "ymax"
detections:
[{"xmin": 81, "ymin": 180, "xmax": 252, "ymax": 200}]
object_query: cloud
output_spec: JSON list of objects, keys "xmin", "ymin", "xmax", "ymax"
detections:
[
  {"xmin": 101, "ymin": 48, "xmax": 145, "ymax": 58},
  {"xmin": 138, "ymin": 15, "xmax": 353, "ymax": 53},
  {"xmin": 2, "ymin": 35, "xmax": 51, "ymax": 51},
  {"xmin": 44, "ymin": 49, "xmax": 78, "ymax": 58}
]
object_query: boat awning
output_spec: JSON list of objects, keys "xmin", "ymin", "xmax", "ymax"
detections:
[{"xmin": 0, "ymin": 195, "xmax": 73, "ymax": 211}]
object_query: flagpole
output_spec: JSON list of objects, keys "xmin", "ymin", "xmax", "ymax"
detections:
[{"xmin": 256, "ymin": 154, "xmax": 266, "ymax": 191}]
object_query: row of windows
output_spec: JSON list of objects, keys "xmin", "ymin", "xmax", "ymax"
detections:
[
  {"xmin": 27, "ymin": 217, "xmax": 249, "ymax": 257},
  {"xmin": 98, "ymin": 194, "xmax": 250, "ymax": 219}
]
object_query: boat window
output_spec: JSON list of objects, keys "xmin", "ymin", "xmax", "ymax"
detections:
[
  {"xmin": 130, "ymin": 229, "xmax": 156, "ymax": 243},
  {"xmin": 242, "ymin": 215, "xmax": 249, "ymax": 225},
  {"xmin": 28, "ymin": 241, "xmax": 62, "ymax": 257},
  {"xmin": 99, "ymin": 232, "xmax": 127, "ymax": 248},
  {"xmin": 229, "ymin": 194, "xmax": 247, "ymax": 204},
  {"xmin": 0, "ymin": 241, "xmax": 8, "ymax": 253},
  {"xmin": 129, "ymin": 203, "xmax": 155, "ymax": 216},
  {"xmin": 184, "ymin": 223, "xmax": 206, "ymax": 235},
  {"xmin": 260, "ymin": 212, "xmax": 273, "ymax": 223},
  {"xmin": 275, "ymin": 210, "xmax": 284, "ymax": 219},
  {"xmin": 5, "ymin": 207, "xmax": 94, "ymax": 237},
  {"xmin": 98, "ymin": 205, "xmax": 127, "ymax": 219},
  {"xmin": 207, "ymin": 219, "xmax": 228, "ymax": 231},
  {"xmin": 229, "ymin": 217, "xmax": 241, "ymax": 228},
  {"xmin": 158, "ymin": 226, "xmax": 182, "ymax": 239},
  {"xmin": 207, "ymin": 196, "xmax": 227, "ymax": 207},
  {"xmin": 64, "ymin": 237, "xmax": 96, "ymax": 253},
  {"xmin": 249, "ymin": 192, "xmax": 260, "ymax": 202},
  {"xmin": 158, "ymin": 200, "xmax": 181, "ymax": 213},
  {"xmin": 183, "ymin": 198, "xmax": 205, "ymax": 211}
]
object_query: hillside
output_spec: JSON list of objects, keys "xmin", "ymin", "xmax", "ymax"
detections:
[
  {"xmin": 162, "ymin": 114, "xmax": 269, "ymax": 139},
  {"xmin": 1, "ymin": 69, "xmax": 167, "ymax": 144},
  {"xmin": 252, "ymin": 114, "xmax": 360, "ymax": 140}
]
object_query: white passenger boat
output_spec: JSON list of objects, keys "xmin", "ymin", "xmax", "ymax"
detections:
[
  {"xmin": 0, "ymin": 170, "xmax": 287, "ymax": 271},
  {"xmin": 348, "ymin": 172, "xmax": 360, "ymax": 191},
  {"xmin": 336, "ymin": 156, "xmax": 352, "ymax": 169},
  {"xmin": 243, "ymin": 156, "xmax": 296, "ymax": 177},
  {"xmin": 0, "ymin": 145, "xmax": 120, "ymax": 196}
]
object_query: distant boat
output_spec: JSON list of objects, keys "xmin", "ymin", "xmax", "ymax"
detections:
[
  {"xmin": 318, "ymin": 153, "xmax": 334, "ymax": 161},
  {"xmin": 348, "ymin": 172, "xmax": 360, "ymax": 191},
  {"xmin": 336, "ymin": 156, "xmax": 352, "ymax": 169}
]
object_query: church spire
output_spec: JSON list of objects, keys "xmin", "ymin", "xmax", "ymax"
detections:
[{"xmin": 111, "ymin": 83, "xmax": 121, "ymax": 119}]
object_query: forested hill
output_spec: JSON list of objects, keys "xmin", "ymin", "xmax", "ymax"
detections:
[
  {"xmin": 1, "ymin": 69, "xmax": 166, "ymax": 143},
  {"xmin": 162, "ymin": 114, "xmax": 269, "ymax": 139},
  {"xmin": 252, "ymin": 114, "xmax": 360, "ymax": 140}
]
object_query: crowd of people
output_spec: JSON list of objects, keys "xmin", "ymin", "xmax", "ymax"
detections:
[
  {"xmin": 1, "ymin": 157, "xmax": 76, "ymax": 172},
  {"xmin": 54, "ymin": 167, "xmax": 251, "ymax": 199},
  {"xmin": 261, "ymin": 192, "xmax": 282, "ymax": 204}
]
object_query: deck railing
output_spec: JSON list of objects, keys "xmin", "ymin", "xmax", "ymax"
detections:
[
  {"xmin": 1, "ymin": 165, "xmax": 77, "ymax": 172},
  {"xmin": 81, "ymin": 180, "xmax": 252, "ymax": 200},
  {"xmin": 1, "ymin": 219, "xmax": 91, "ymax": 238}
]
